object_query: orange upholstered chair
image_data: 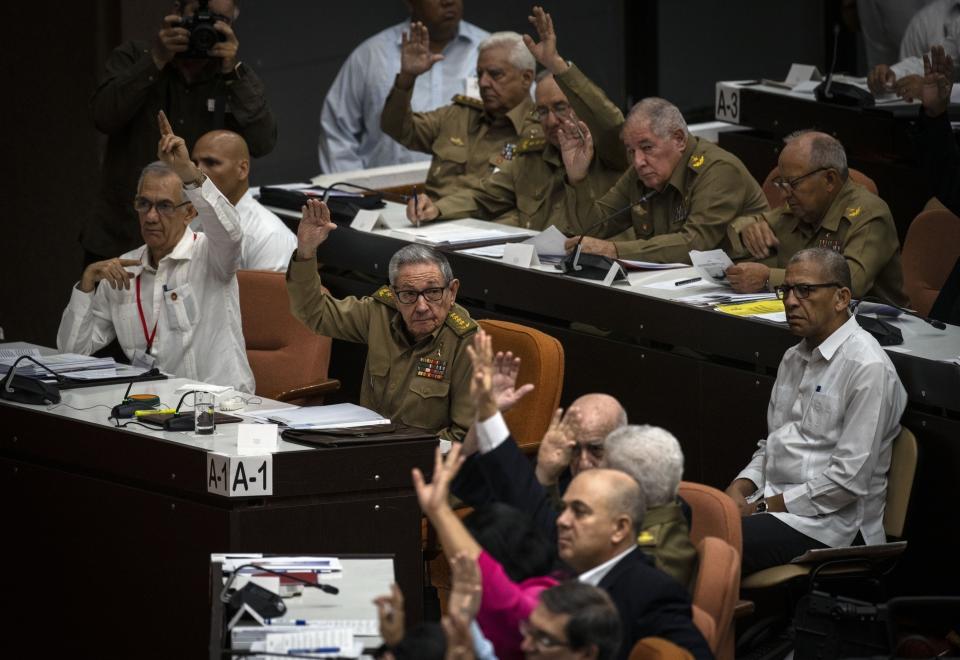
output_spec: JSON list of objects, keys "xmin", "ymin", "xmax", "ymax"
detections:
[
  {"xmin": 477, "ymin": 319, "xmax": 565, "ymax": 451},
  {"xmin": 678, "ymin": 481, "xmax": 742, "ymax": 555},
  {"xmin": 901, "ymin": 208, "xmax": 960, "ymax": 316},
  {"xmin": 761, "ymin": 166, "xmax": 878, "ymax": 210},
  {"xmin": 237, "ymin": 270, "xmax": 340, "ymax": 403},
  {"xmin": 690, "ymin": 537, "xmax": 741, "ymax": 660},
  {"xmin": 629, "ymin": 637, "xmax": 695, "ymax": 660}
]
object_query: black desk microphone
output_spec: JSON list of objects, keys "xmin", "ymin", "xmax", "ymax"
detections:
[{"xmin": 563, "ymin": 189, "xmax": 656, "ymax": 274}]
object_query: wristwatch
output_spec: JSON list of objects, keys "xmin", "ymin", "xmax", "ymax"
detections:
[
  {"xmin": 183, "ymin": 171, "xmax": 207, "ymax": 190},
  {"xmin": 754, "ymin": 499, "xmax": 768, "ymax": 513}
]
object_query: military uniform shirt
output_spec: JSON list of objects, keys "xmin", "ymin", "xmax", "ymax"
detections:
[
  {"xmin": 286, "ymin": 256, "xmax": 477, "ymax": 443},
  {"xmin": 553, "ymin": 62, "xmax": 630, "ymax": 172},
  {"xmin": 434, "ymin": 141, "xmax": 626, "ymax": 233},
  {"xmin": 728, "ymin": 178, "xmax": 908, "ymax": 307},
  {"xmin": 636, "ymin": 500, "xmax": 698, "ymax": 591},
  {"xmin": 381, "ymin": 81, "xmax": 541, "ymax": 200},
  {"xmin": 570, "ymin": 137, "xmax": 769, "ymax": 262}
]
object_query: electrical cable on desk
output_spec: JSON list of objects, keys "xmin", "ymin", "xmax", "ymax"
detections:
[
  {"xmin": 46, "ymin": 402, "xmax": 114, "ymax": 414},
  {"xmin": 224, "ymin": 651, "xmax": 355, "ymax": 659}
]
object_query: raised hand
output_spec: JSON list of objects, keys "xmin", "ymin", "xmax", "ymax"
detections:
[
  {"xmin": 151, "ymin": 13, "xmax": 189, "ymax": 69},
  {"xmin": 79, "ymin": 258, "xmax": 142, "ymax": 293},
  {"xmin": 535, "ymin": 407, "xmax": 580, "ymax": 486},
  {"xmin": 412, "ymin": 443, "xmax": 466, "ymax": 518},
  {"xmin": 406, "ymin": 193, "xmax": 440, "ymax": 224},
  {"xmin": 157, "ymin": 110, "xmax": 200, "ymax": 183},
  {"xmin": 894, "ymin": 74, "xmax": 923, "ymax": 102},
  {"xmin": 442, "ymin": 610, "xmax": 476, "ymax": 660},
  {"xmin": 558, "ymin": 117, "xmax": 593, "ymax": 184},
  {"xmin": 296, "ymin": 198, "xmax": 337, "ymax": 259},
  {"xmin": 466, "ymin": 329, "xmax": 498, "ymax": 420},
  {"xmin": 448, "ymin": 551, "xmax": 482, "ymax": 621},
  {"xmin": 523, "ymin": 6, "xmax": 568, "ymax": 74},
  {"xmin": 922, "ymin": 45, "xmax": 954, "ymax": 117},
  {"xmin": 491, "ymin": 350, "xmax": 535, "ymax": 412},
  {"xmin": 372, "ymin": 582, "xmax": 405, "ymax": 647},
  {"xmin": 210, "ymin": 19, "xmax": 240, "ymax": 73},
  {"xmin": 401, "ymin": 21, "xmax": 443, "ymax": 78},
  {"xmin": 740, "ymin": 219, "xmax": 779, "ymax": 258}
]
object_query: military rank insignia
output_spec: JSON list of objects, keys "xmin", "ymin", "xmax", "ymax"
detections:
[
  {"xmin": 689, "ymin": 154, "xmax": 705, "ymax": 169},
  {"xmin": 846, "ymin": 207, "xmax": 862, "ymax": 218},
  {"xmin": 817, "ymin": 237, "xmax": 842, "ymax": 253},
  {"xmin": 502, "ymin": 142, "xmax": 516, "ymax": 161},
  {"xmin": 417, "ymin": 355, "xmax": 447, "ymax": 380},
  {"xmin": 449, "ymin": 136, "xmax": 465, "ymax": 146},
  {"xmin": 637, "ymin": 530, "xmax": 657, "ymax": 546}
]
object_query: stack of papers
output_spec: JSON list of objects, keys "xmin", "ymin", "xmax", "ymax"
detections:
[
  {"xmin": 248, "ymin": 628, "xmax": 361, "ymax": 658},
  {"xmin": 390, "ymin": 222, "xmax": 534, "ymax": 247},
  {"xmin": 245, "ymin": 403, "xmax": 390, "ymax": 430},
  {"xmin": 677, "ymin": 292, "xmax": 778, "ymax": 307},
  {"xmin": 458, "ymin": 225, "xmax": 567, "ymax": 261},
  {"xmin": 0, "ymin": 350, "xmax": 116, "ymax": 377},
  {"xmin": 715, "ymin": 300, "xmax": 785, "ymax": 318}
]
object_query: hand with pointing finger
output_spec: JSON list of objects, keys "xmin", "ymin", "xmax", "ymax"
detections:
[
  {"xmin": 79, "ymin": 258, "xmax": 142, "ymax": 293},
  {"xmin": 157, "ymin": 110, "xmax": 202, "ymax": 184}
]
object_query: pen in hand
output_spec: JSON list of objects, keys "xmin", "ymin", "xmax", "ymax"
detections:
[
  {"xmin": 674, "ymin": 276, "xmax": 702, "ymax": 287},
  {"xmin": 414, "ymin": 185, "xmax": 420, "ymax": 228}
]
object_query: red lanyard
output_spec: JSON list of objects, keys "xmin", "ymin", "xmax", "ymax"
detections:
[{"xmin": 135, "ymin": 274, "xmax": 159, "ymax": 353}]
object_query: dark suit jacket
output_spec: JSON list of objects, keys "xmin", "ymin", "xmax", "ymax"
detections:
[{"xmin": 598, "ymin": 547, "xmax": 713, "ymax": 660}]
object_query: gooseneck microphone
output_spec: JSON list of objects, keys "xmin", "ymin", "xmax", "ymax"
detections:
[
  {"xmin": 219, "ymin": 563, "xmax": 341, "ymax": 604},
  {"xmin": 321, "ymin": 181, "xmax": 410, "ymax": 205},
  {"xmin": 565, "ymin": 189, "xmax": 656, "ymax": 273}
]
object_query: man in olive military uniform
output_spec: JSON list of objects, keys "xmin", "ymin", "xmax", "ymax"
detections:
[
  {"xmin": 381, "ymin": 23, "xmax": 540, "ymax": 201},
  {"xmin": 286, "ymin": 199, "xmax": 477, "ymax": 443},
  {"xmin": 725, "ymin": 131, "xmax": 908, "ymax": 307},
  {"xmin": 405, "ymin": 71, "xmax": 626, "ymax": 232},
  {"xmin": 562, "ymin": 97, "xmax": 768, "ymax": 263}
]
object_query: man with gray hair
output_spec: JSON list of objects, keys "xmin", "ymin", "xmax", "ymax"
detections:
[
  {"xmin": 286, "ymin": 199, "xmax": 478, "ymax": 442},
  {"xmin": 726, "ymin": 248, "xmax": 907, "ymax": 575},
  {"xmin": 563, "ymin": 95, "xmax": 768, "ymax": 262},
  {"xmin": 381, "ymin": 23, "xmax": 540, "ymax": 203},
  {"xmin": 604, "ymin": 425, "xmax": 697, "ymax": 588},
  {"xmin": 725, "ymin": 130, "xmax": 908, "ymax": 307}
]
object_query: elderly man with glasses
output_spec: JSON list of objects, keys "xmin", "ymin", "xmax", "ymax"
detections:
[
  {"xmin": 58, "ymin": 111, "xmax": 255, "ymax": 393},
  {"xmin": 725, "ymin": 130, "xmax": 908, "ymax": 307},
  {"xmin": 286, "ymin": 199, "xmax": 477, "ymax": 443},
  {"xmin": 726, "ymin": 248, "xmax": 907, "ymax": 575}
]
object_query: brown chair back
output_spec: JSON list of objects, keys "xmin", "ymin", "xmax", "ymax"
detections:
[
  {"xmin": 237, "ymin": 270, "xmax": 333, "ymax": 400},
  {"xmin": 885, "ymin": 426, "xmax": 918, "ymax": 539},
  {"xmin": 678, "ymin": 481, "xmax": 742, "ymax": 555},
  {"xmin": 691, "ymin": 537, "xmax": 741, "ymax": 660},
  {"xmin": 629, "ymin": 637, "xmax": 695, "ymax": 660},
  {"xmin": 477, "ymin": 319, "xmax": 564, "ymax": 450},
  {"xmin": 901, "ymin": 209, "xmax": 960, "ymax": 316},
  {"xmin": 761, "ymin": 166, "xmax": 878, "ymax": 210}
]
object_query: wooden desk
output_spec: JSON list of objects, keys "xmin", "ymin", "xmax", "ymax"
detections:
[{"xmin": 0, "ymin": 380, "xmax": 435, "ymax": 660}]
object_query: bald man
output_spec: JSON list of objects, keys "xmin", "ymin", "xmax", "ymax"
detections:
[{"xmin": 192, "ymin": 130, "xmax": 296, "ymax": 271}]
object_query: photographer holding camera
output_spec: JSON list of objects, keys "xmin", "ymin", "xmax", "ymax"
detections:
[{"xmin": 82, "ymin": 0, "xmax": 277, "ymax": 265}]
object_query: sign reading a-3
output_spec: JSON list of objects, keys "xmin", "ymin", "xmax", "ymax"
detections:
[{"xmin": 715, "ymin": 83, "xmax": 740, "ymax": 124}]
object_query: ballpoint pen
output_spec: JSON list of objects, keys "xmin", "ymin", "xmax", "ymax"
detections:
[{"xmin": 413, "ymin": 185, "xmax": 420, "ymax": 228}]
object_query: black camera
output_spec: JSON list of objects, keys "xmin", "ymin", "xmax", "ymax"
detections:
[{"xmin": 177, "ymin": 0, "xmax": 229, "ymax": 59}]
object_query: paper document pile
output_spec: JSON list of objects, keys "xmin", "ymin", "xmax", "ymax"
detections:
[{"xmin": 244, "ymin": 403, "xmax": 390, "ymax": 430}]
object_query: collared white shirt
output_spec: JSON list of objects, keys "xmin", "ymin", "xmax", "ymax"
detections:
[
  {"xmin": 578, "ymin": 546, "xmax": 636, "ymax": 587},
  {"xmin": 736, "ymin": 315, "xmax": 906, "ymax": 547},
  {"xmin": 318, "ymin": 19, "xmax": 489, "ymax": 173},
  {"xmin": 234, "ymin": 190, "xmax": 297, "ymax": 272},
  {"xmin": 58, "ymin": 178, "xmax": 255, "ymax": 394},
  {"xmin": 890, "ymin": 0, "xmax": 960, "ymax": 78}
]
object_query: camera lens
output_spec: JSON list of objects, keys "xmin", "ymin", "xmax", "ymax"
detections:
[{"xmin": 191, "ymin": 24, "xmax": 219, "ymax": 52}]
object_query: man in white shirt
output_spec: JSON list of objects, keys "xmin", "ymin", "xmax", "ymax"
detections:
[
  {"xmin": 192, "ymin": 129, "xmax": 296, "ymax": 272},
  {"xmin": 867, "ymin": 0, "xmax": 960, "ymax": 97},
  {"xmin": 58, "ymin": 111, "xmax": 255, "ymax": 393},
  {"xmin": 318, "ymin": 0, "xmax": 489, "ymax": 173},
  {"xmin": 725, "ymin": 247, "xmax": 907, "ymax": 575}
]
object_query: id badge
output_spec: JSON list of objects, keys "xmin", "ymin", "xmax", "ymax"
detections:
[{"xmin": 131, "ymin": 348, "xmax": 157, "ymax": 370}]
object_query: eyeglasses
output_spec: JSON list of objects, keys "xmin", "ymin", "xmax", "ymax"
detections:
[
  {"xmin": 573, "ymin": 441, "xmax": 605, "ymax": 459},
  {"xmin": 393, "ymin": 286, "xmax": 448, "ymax": 305},
  {"xmin": 519, "ymin": 620, "xmax": 569, "ymax": 650},
  {"xmin": 771, "ymin": 167, "xmax": 830, "ymax": 193},
  {"xmin": 134, "ymin": 196, "xmax": 191, "ymax": 216},
  {"xmin": 535, "ymin": 101, "xmax": 573, "ymax": 120},
  {"xmin": 774, "ymin": 282, "xmax": 842, "ymax": 300}
]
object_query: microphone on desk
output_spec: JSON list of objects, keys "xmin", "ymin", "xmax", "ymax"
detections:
[
  {"xmin": 562, "ymin": 190, "xmax": 656, "ymax": 277},
  {"xmin": 0, "ymin": 355, "xmax": 62, "ymax": 405},
  {"xmin": 815, "ymin": 23, "xmax": 875, "ymax": 108},
  {"xmin": 219, "ymin": 563, "xmax": 340, "ymax": 607},
  {"xmin": 321, "ymin": 181, "xmax": 411, "ymax": 205},
  {"xmin": 852, "ymin": 297, "xmax": 947, "ymax": 330}
]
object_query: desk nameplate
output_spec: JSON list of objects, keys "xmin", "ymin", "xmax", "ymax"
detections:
[{"xmin": 207, "ymin": 452, "xmax": 273, "ymax": 497}]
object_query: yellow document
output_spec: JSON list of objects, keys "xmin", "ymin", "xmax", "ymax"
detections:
[{"xmin": 715, "ymin": 300, "xmax": 785, "ymax": 317}]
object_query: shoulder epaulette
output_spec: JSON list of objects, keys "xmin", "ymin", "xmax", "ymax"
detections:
[
  {"xmin": 445, "ymin": 308, "xmax": 478, "ymax": 336},
  {"xmin": 372, "ymin": 285, "xmax": 397, "ymax": 308},
  {"xmin": 637, "ymin": 529, "xmax": 658, "ymax": 547},
  {"xmin": 688, "ymin": 153, "xmax": 706, "ymax": 170},
  {"xmin": 514, "ymin": 136, "xmax": 547, "ymax": 155},
  {"xmin": 845, "ymin": 206, "xmax": 863, "ymax": 219},
  {"xmin": 452, "ymin": 94, "xmax": 484, "ymax": 109}
]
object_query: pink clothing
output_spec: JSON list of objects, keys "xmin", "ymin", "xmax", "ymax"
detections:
[{"xmin": 476, "ymin": 550, "xmax": 559, "ymax": 660}]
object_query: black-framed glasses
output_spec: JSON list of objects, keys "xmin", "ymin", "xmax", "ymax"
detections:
[
  {"xmin": 774, "ymin": 282, "xmax": 842, "ymax": 300},
  {"xmin": 393, "ymin": 285, "xmax": 448, "ymax": 305},
  {"xmin": 573, "ymin": 440, "xmax": 605, "ymax": 459},
  {"xmin": 134, "ymin": 196, "xmax": 191, "ymax": 216},
  {"xmin": 534, "ymin": 101, "xmax": 573, "ymax": 120},
  {"xmin": 771, "ymin": 167, "xmax": 830, "ymax": 193},
  {"xmin": 519, "ymin": 620, "xmax": 570, "ymax": 650}
]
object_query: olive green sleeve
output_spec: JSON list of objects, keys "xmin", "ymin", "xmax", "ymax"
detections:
[
  {"xmin": 438, "ymin": 333, "xmax": 478, "ymax": 444},
  {"xmin": 380, "ymin": 78, "xmax": 446, "ymax": 153},
  {"xmin": 285, "ymin": 255, "xmax": 374, "ymax": 343},
  {"xmin": 554, "ymin": 63, "xmax": 628, "ymax": 171},
  {"xmin": 613, "ymin": 161, "xmax": 762, "ymax": 262},
  {"xmin": 568, "ymin": 168, "xmax": 635, "ymax": 237},
  {"xmin": 841, "ymin": 212, "xmax": 901, "ymax": 299},
  {"xmin": 433, "ymin": 188, "xmax": 481, "ymax": 220}
]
